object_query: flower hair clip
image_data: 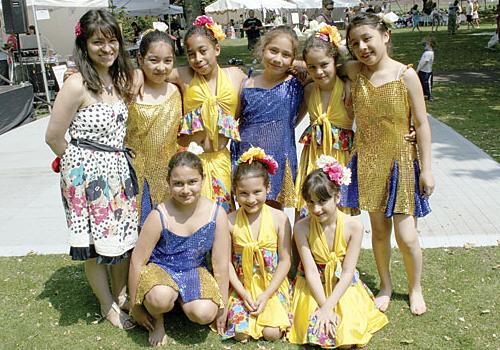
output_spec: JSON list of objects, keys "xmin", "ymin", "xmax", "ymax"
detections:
[
  {"xmin": 315, "ymin": 155, "xmax": 351, "ymax": 186},
  {"xmin": 315, "ymin": 23, "xmax": 342, "ymax": 47},
  {"xmin": 74, "ymin": 21, "xmax": 82, "ymax": 37},
  {"xmin": 186, "ymin": 142, "xmax": 204, "ymax": 156},
  {"xmin": 237, "ymin": 147, "xmax": 278, "ymax": 175},
  {"xmin": 377, "ymin": 12, "xmax": 399, "ymax": 28},
  {"xmin": 193, "ymin": 15, "xmax": 225, "ymax": 42}
]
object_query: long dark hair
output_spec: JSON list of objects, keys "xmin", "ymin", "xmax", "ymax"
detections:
[
  {"xmin": 139, "ymin": 29, "xmax": 175, "ymax": 57},
  {"xmin": 74, "ymin": 9, "xmax": 134, "ymax": 100}
]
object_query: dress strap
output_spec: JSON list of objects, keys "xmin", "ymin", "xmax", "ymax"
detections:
[
  {"xmin": 155, "ymin": 203, "xmax": 168, "ymax": 231},
  {"xmin": 398, "ymin": 64, "xmax": 413, "ymax": 79},
  {"xmin": 210, "ymin": 203, "xmax": 220, "ymax": 222}
]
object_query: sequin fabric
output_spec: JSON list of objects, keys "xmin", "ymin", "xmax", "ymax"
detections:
[
  {"xmin": 348, "ymin": 70, "xmax": 430, "ymax": 216},
  {"xmin": 125, "ymin": 89, "xmax": 183, "ymax": 225},
  {"xmin": 144, "ymin": 204, "xmax": 223, "ymax": 305},
  {"xmin": 232, "ymin": 77, "xmax": 304, "ymax": 206}
]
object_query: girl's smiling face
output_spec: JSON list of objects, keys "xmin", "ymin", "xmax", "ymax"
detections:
[
  {"xmin": 305, "ymin": 47, "xmax": 337, "ymax": 88},
  {"xmin": 185, "ymin": 34, "xmax": 220, "ymax": 76},
  {"xmin": 139, "ymin": 41, "xmax": 175, "ymax": 85},
  {"xmin": 261, "ymin": 36, "xmax": 295, "ymax": 76},
  {"xmin": 86, "ymin": 31, "xmax": 119, "ymax": 71},
  {"xmin": 348, "ymin": 24, "xmax": 390, "ymax": 66},
  {"xmin": 234, "ymin": 175, "xmax": 269, "ymax": 215}
]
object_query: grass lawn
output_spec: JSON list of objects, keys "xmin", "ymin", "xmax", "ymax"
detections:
[{"xmin": 1, "ymin": 247, "xmax": 498, "ymax": 349}]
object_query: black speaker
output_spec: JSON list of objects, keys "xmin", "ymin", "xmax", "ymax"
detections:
[{"xmin": 2, "ymin": 0, "xmax": 29, "ymax": 34}]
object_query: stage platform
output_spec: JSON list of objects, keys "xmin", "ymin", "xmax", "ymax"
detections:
[{"xmin": 0, "ymin": 84, "xmax": 36, "ymax": 135}]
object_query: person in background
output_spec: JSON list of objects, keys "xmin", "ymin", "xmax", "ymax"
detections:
[
  {"xmin": 0, "ymin": 19, "xmax": 12, "ymax": 85},
  {"xmin": 416, "ymin": 37, "xmax": 435, "ymax": 101},
  {"xmin": 170, "ymin": 16, "xmax": 184, "ymax": 55},
  {"xmin": 448, "ymin": 0, "xmax": 460, "ymax": 35},
  {"xmin": 472, "ymin": 0, "xmax": 480, "ymax": 28},
  {"xmin": 239, "ymin": 14, "xmax": 245, "ymax": 38},
  {"xmin": 243, "ymin": 10, "xmax": 263, "ymax": 51},
  {"xmin": 317, "ymin": 0, "xmax": 336, "ymax": 25},
  {"xmin": 131, "ymin": 21, "xmax": 142, "ymax": 43},
  {"xmin": 410, "ymin": 5, "xmax": 421, "ymax": 32},
  {"xmin": 301, "ymin": 12, "xmax": 309, "ymax": 31},
  {"xmin": 465, "ymin": 0, "xmax": 475, "ymax": 29}
]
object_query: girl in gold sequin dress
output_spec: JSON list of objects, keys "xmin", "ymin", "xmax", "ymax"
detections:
[
  {"xmin": 125, "ymin": 29, "xmax": 183, "ymax": 226},
  {"xmin": 342, "ymin": 13, "xmax": 435, "ymax": 316}
]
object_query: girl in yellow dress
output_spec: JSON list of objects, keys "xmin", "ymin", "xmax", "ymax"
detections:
[
  {"xmin": 125, "ymin": 28, "xmax": 183, "ymax": 226},
  {"xmin": 343, "ymin": 13, "xmax": 434, "ymax": 315},
  {"xmin": 167, "ymin": 16, "xmax": 246, "ymax": 212},
  {"xmin": 224, "ymin": 147, "xmax": 292, "ymax": 341},
  {"xmin": 295, "ymin": 24, "xmax": 355, "ymax": 217},
  {"xmin": 289, "ymin": 156, "xmax": 388, "ymax": 348}
]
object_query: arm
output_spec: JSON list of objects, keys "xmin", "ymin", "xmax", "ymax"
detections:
[
  {"xmin": 295, "ymin": 83, "xmax": 312, "ymax": 126},
  {"xmin": 404, "ymin": 68, "xmax": 435, "ymax": 196},
  {"xmin": 415, "ymin": 53, "xmax": 429, "ymax": 73},
  {"xmin": 294, "ymin": 220, "xmax": 328, "ymax": 307},
  {"xmin": 45, "ymin": 74, "xmax": 85, "ymax": 156},
  {"xmin": 253, "ymin": 212, "xmax": 292, "ymax": 315},
  {"xmin": 128, "ymin": 210, "xmax": 162, "ymax": 331},
  {"xmin": 318, "ymin": 218, "xmax": 363, "ymax": 312},
  {"xmin": 211, "ymin": 207, "xmax": 231, "ymax": 334},
  {"xmin": 338, "ymin": 60, "xmax": 362, "ymax": 82}
]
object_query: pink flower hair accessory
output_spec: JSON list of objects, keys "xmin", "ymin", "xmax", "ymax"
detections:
[
  {"xmin": 237, "ymin": 147, "xmax": 279, "ymax": 175},
  {"xmin": 194, "ymin": 15, "xmax": 215, "ymax": 27},
  {"xmin": 315, "ymin": 155, "xmax": 351, "ymax": 186},
  {"xmin": 193, "ymin": 15, "xmax": 226, "ymax": 41},
  {"xmin": 74, "ymin": 21, "xmax": 82, "ymax": 37}
]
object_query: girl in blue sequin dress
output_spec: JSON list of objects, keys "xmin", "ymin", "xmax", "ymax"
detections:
[
  {"xmin": 129, "ymin": 152, "xmax": 230, "ymax": 346},
  {"xmin": 231, "ymin": 26, "xmax": 305, "ymax": 209}
]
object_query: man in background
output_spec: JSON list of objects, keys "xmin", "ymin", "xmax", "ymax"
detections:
[{"xmin": 243, "ymin": 10, "xmax": 263, "ymax": 51}]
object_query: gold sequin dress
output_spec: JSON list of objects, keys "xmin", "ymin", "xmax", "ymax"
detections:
[
  {"xmin": 125, "ymin": 88, "xmax": 183, "ymax": 225},
  {"xmin": 341, "ymin": 67, "xmax": 431, "ymax": 217}
]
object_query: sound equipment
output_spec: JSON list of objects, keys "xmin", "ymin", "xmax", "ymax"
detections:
[{"xmin": 1, "ymin": 0, "xmax": 29, "ymax": 34}]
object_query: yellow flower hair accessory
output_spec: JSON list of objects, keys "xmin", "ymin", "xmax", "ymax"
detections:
[
  {"xmin": 237, "ymin": 147, "xmax": 278, "ymax": 175},
  {"xmin": 193, "ymin": 15, "xmax": 226, "ymax": 42},
  {"xmin": 315, "ymin": 23, "xmax": 342, "ymax": 47}
]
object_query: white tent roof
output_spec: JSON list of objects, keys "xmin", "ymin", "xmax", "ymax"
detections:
[
  {"xmin": 286, "ymin": 0, "xmax": 361, "ymax": 8},
  {"xmin": 206, "ymin": 0, "xmax": 296, "ymax": 13},
  {"xmin": 113, "ymin": 0, "xmax": 183, "ymax": 16},
  {"xmin": 0, "ymin": 0, "xmax": 106, "ymax": 10}
]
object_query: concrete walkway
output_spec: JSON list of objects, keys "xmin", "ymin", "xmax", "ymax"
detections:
[{"xmin": 0, "ymin": 116, "xmax": 499, "ymax": 256}]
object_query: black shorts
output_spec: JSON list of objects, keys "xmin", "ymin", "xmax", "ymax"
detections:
[{"xmin": 467, "ymin": 15, "xmax": 473, "ymax": 22}]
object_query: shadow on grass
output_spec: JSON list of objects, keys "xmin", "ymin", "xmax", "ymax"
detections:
[
  {"xmin": 37, "ymin": 263, "xmax": 99, "ymax": 327},
  {"xmin": 358, "ymin": 268, "xmax": 409, "ymax": 304}
]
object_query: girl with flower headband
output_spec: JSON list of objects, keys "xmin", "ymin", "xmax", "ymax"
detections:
[
  {"xmin": 223, "ymin": 147, "xmax": 293, "ymax": 342},
  {"xmin": 295, "ymin": 23, "xmax": 358, "ymax": 218},
  {"xmin": 157, "ymin": 15, "xmax": 246, "ymax": 212},
  {"xmin": 342, "ymin": 12, "xmax": 434, "ymax": 315},
  {"xmin": 289, "ymin": 156, "xmax": 388, "ymax": 347},
  {"xmin": 129, "ymin": 151, "xmax": 230, "ymax": 346},
  {"xmin": 231, "ymin": 25, "xmax": 304, "ymax": 210},
  {"xmin": 45, "ymin": 9, "xmax": 137, "ymax": 330}
]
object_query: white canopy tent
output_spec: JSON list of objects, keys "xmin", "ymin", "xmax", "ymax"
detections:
[
  {"xmin": 205, "ymin": 0, "xmax": 296, "ymax": 13},
  {"xmin": 0, "ymin": 0, "xmax": 108, "ymax": 110},
  {"xmin": 286, "ymin": 0, "xmax": 361, "ymax": 8},
  {"xmin": 112, "ymin": 0, "xmax": 183, "ymax": 16}
]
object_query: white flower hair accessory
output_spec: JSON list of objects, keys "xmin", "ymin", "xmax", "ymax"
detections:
[
  {"xmin": 315, "ymin": 155, "xmax": 351, "ymax": 186},
  {"xmin": 378, "ymin": 12, "xmax": 399, "ymax": 28},
  {"xmin": 152, "ymin": 21, "xmax": 169, "ymax": 32},
  {"xmin": 187, "ymin": 142, "xmax": 204, "ymax": 156}
]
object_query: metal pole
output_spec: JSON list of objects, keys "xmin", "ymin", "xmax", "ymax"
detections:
[{"xmin": 31, "ymin": 3, "xmax": 52, "ymax": 113}]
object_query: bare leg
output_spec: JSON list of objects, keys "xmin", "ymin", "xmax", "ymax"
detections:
[
  {"xmin": 369, "ymin": 212, "xmax": 393, "ymax": 312},
  {"xmin": 109, "ymin": 258, "xmax": 130, "ymax": 311},
  {"xmin": 144, "ymin": 285, "xmax": 178, "ymax": 346},
  {"xmin": 84, "ymin": 258, "xmax": 133, "ymax": 329},
  {"xmin": 393, "ymin": 215, "xmax": 426, "ymax": 315},
  {"xmin": 262, "ymin": 326, "xmax": 283, "ymax": 341},
  {"xmin": 182, "ymin": 299, "xmax": 218, "ymax": 325}
]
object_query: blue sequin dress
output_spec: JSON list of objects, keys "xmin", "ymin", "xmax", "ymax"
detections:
[
  {"xmin": 133, "ymin": 204, "xmax": 223, "ymax": 307},
  {"xmin": 231, "ymin": 77, "xmax": 304, "ymax": 207}
]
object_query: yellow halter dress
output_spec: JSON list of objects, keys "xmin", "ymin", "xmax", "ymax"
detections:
[
  {"xmin": 125, "ymin": 88, "xmax": 183, "ymax": 226},
  {"xmin": 289, "ymin": 211, "xmax": 388, "ymax": 348},
  {"xmin": 180, "ymin": 66, "xmax": 240, "ymax": 212},
  {"xmin": 224, "ymin": 204, "xmax": 291, "ymax": 339},
  {"xmin": 295, "ymin": 79, "xmax": 356, "ymax": 216}
]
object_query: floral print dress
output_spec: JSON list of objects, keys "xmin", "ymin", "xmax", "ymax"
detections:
[{"xmin": 60, "ymin": 100, "xmax": 138, "ymax": 261}]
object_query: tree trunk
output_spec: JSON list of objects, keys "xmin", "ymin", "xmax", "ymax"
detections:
[{"xmin": 184, "ymin": 0, "xmax": 203, "ymax": 28}]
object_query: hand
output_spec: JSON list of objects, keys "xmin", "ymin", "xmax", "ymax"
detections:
[
  {"xmin": 404, "ymin": 125, "xmax": 417, "ymax": 144},
  {"xmin": 287, "ymin": 65, "xmax": 309, "ymax": 85},
  {"xmin": 63, "ymin": 67, "xmax": 79, "ymax": 82},
  {"xmin": 241, "ymin": 290, "xmax": 256, "ymax": 312},
  {"xmin": 130, "ymin": 304, "xmax": 154, "ymax": 332},
  {"xmin": 312, "ymin": 306, "xmax": 339, "ymax": 339},
  {"xmin": 215, "ymin": 307, "xmax": 228, "ymax": 335},
  {"xmin": 250, "ymin": 293, "xmax": 269, "ymax": 316},
  {"xmin": 419, "ymin": 170, "xmax": 435, "ymax": 197}
]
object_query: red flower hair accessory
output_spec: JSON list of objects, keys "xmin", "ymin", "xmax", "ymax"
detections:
[
  {"xmin": 315, "ymin": 155, "xmax": 351, "ymax": 186},
  {"xmin": 193, "ymin": 15, "xmax": 225, "ymax": 41},
  {"xmin": 237, "ymin": 147, "xmax": 278, "ymax": 175},
  {"xmin": 74, "ymin": 21, "xmax": 82, "ymax": 37}
]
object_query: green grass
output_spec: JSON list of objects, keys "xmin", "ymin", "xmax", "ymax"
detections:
[{"xmin": 1, "ymin": 247, "xmax": 499, "ymax": 349}]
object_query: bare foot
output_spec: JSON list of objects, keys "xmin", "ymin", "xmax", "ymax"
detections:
[
  {"xmin": 409, "ymin": 289, "xmax": 427, "ymax": 315},
  {"xmin": 149, "ymin": 316, "xmax": 167, "ymax": 347},
  {"xmin": 374, "ymin": 288, "xmax": 392, "ymax": 312},
  {"xmin": 102, "ymin": 302, "xmax": 136, "ymax": 330}
]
